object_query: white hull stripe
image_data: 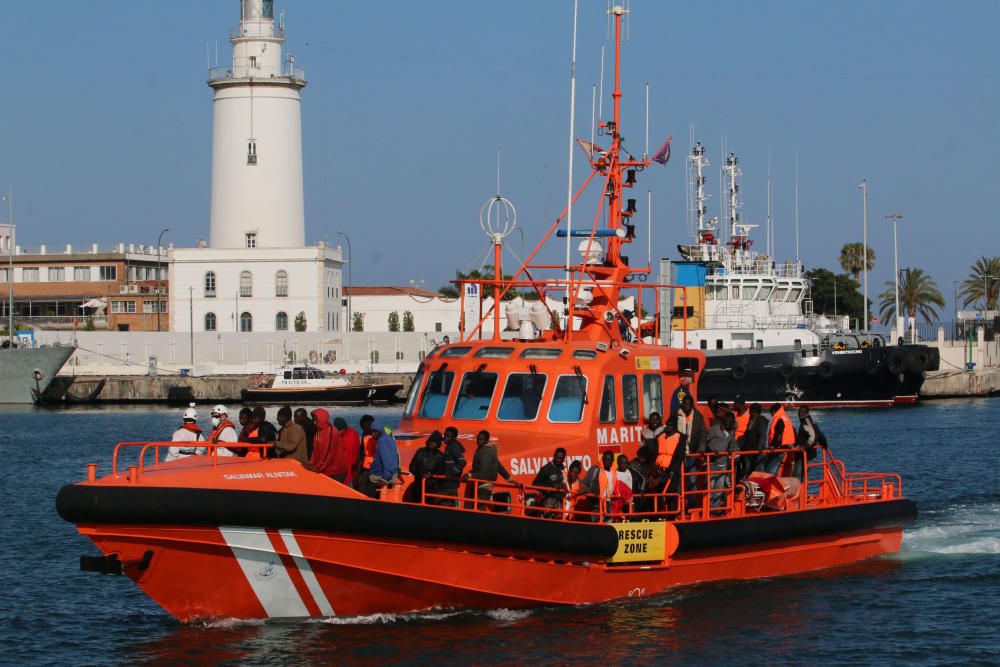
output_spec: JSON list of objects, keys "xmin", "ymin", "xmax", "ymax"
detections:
[
  {"xmin": 219, "ymin": 526, "xmax": 309, "ymax": 618},
  {"xmin": 279, "ymin": 529, "xmax": 335, "ymax": 616}
]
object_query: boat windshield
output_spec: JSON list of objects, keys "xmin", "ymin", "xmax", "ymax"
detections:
[
  {"xmin": 548, "ymin": 375, "xmax": 587, "ymax": 423},
  {"xmin": 402, "ymin": 365, "xmax": 425, "ymax": 418},
  {"xmin": 622, "ymin": 375, "xmax": 639, "ymax": 422},
  {"xmin": 453, "ymin": 372, "xmax": 499, "ymax": 420},
  {"xmin": 642, "ymin": 374, "xmax": 663, "ymax": 418},
  {"xmin": 418, "ymin": 369, "xmax": 454, "ymax": 419},
  {"xmin": 599, "ymin": 375, "xmax": 616, "ymax": 423},
  {"xmin": 497, "ymin": 373, "xmax": 547, "ymax": 421}
]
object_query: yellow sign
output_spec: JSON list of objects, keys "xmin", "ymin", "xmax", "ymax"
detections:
[
  {"xmin": 635, "ymin": 356, "xmax": 661, "ymax": 371},
  {"xmin": 609, "ymin": 522, "xmax": 666, "ymax": 563}
]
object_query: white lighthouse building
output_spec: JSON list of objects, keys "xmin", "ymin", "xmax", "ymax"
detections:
[{"xmin": 170, "ymin": 0, "xmax": 344, "ymax": 335}]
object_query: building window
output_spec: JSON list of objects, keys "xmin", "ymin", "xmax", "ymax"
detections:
[
  {"xmin": 205, "ymin": 312, "xmax": 216, "ymax": 331},
  {"xmin": 275, "ymin": 311, "xmax": 288, "ymax": 330},
  {"xmin": 74, "ymin": 266, "xmax": 91, "ymax": 281},
  {"xmin": 48, "ymin": 267, "xmax": 65, "ymax": 281},
  {"xmin": 111, "ymin": 300, "xmax": 136, "ymax": 313},
  {"xmin": 275, "ymin": 270, "xmax": 288, "ymax": 297},
  {"xmin": 435, "ymin": 322, "xmax": 442, "ymax": 332},
  {"xmin": 21, "ymin": 267, "xmax": 39, "ymax": 282},
  {"xmin": 395, "ymin": 351, "xmax": 405, "ymax": 360},
  {"xmin": 716, "ymin": 339, "xmax": 724, "ymax": 350},
  {"xmin": 699, "ymin": 339, "xmax": 708, "ymax": 350},
  {"xmin": 99, "ymin": 265, "xmax": 117, "ymax": 281},
  {"xmin": 204, "ymin": 271, "xmax": 216, "ymax": 297},
  {"xmin": 240, "ymin": 271, "xmax": 252, "ymax": 297},
  {"xmin": 0, "ymin": 268, "xmax": 8, "ymax": 282},
  {"xmin": 240, "ymin": 311, "xmax": 253, "ymax": 332},
  {"xmin": 370, "ymin": 350, "xmax": 380, "ymax": 364},
  {"xmin": 142, "ymin": 301, "xmax": 167, "ymax": 314},
  {"xmin": 245, "ymin": 233, "xmax": 257, "ymax": 248}
]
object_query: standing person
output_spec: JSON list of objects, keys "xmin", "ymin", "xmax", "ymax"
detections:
[
  {"xmin": 368, "ymin": 424, "xmax": 401, "ymax": 494},
  {"xmin": 655, "ymin": 418, "xmax": 687, "ymax": 514},
  {"xmin": 464, "ymin": 430, "xmax": 520, "ymax": 509},
  {"xmin": 333, "ymin": 417, "xmax": 362, "ymax": 486},
  {"xmin": 308, "ymin": 408, "xmax": 341, "ymax": 478},
  {"xmin": 678, "ymin": 395, "xmax": 708, "ymax": 494},
  {"xmin": 406, "ymin": 430, "xmax": 446, "ymax": 503},
  {"xmin": 614, "ymin": 454, "xmax": 639, "ymax": 515},
  {"xmin": 275, "ymin": 405, "xmax": 308, "ymax": 466},
  {"xmin": 733, "ymin": 399, "xmax": 750, "ymax": 441},
  {"xmin": 531, "ymin": 447, "xmax": 567, "ymax": 514},
  {"xmin": 763, "ymin": 403, "xmax": 796, "ymax": 475},
  {"xmin": 249, "ymin": 406, "xmax": 278, "ymax": 458},
  {"xmin": 705, "ymin": 411, "xmax": 737, "ymax": 510},
  {"xmin": 165, "ymin": 405, "xmax": 205, "ymax": 461},
  {"xmin": 357, "ymin": 414, "xmax": 377, "ymax": 487},
  {"xmin": 705, "ymin": 397, "xmax": 721, "ymax": 425},
  {"xmin": 233, "ymin": 407, "xmax": 255, "ymax": 457},
  {"xmin": 641, "ymin": 412, "xmax": 666, "ymax": 460},
  {"xmin": 294, "ymin": 408, "xmax": 316, "ymax": 459},
  {"xmin": 741, "ymin": 402, "xmax": 769, "ymax": 478},
  {"xmin": 207, "ymin": 405, "xmax": 238, "ymax": 457},
  {"xmin": 794, "ymin": 406, "xmax": 828, "ymax": 480},
  {"xmin": 564, "ymin": 460, "xmax": 589, "ymax": 520},
  {"xmin": 597, "ymin": 450, "xmax": 618, "ymax": 519},
  {"xmin": 439, "ymin": 426, "xmax": 466, "ymax": 506}
]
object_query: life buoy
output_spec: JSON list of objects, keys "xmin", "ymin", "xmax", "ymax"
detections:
[
  {"xmin": 780, "ymin": 363, "xmax": 794, "ymax": 378},
  {"xmin": 817, "ymin": 361, "xmax": 834, "ymax": 379}
]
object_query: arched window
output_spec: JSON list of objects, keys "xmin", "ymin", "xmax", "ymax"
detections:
[
  {"xmin": 275, "ymin": 270, "xmax": 288, "ymax": 297},
  {"xmin": 240, "ymin": 311, "xmax": 253, "ymax": 332},
  {"xmin": 204, "ymin": 271, "xmax": 216, "ymax": 297},
  {"xmin": 205, "ymin": 312, "xmax": 216, "ymax": 331},
  {"xmin": 240, "ymin": 271, "xmax": 253, "ymax": 297},
  {"xmin": 370, "ymin": 350, "xmax": 380, "ymax": 364},
  {"xmin": 275, "ymin": 311, "xmax": 288, "ymax": 330}
]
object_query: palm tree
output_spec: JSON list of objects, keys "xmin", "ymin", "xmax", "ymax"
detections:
[
  {"xmin": 878, "ymin": 267, "xmax": 945, "ymax": 324},
  {"xmin": 958, "ymin": 256, "xmax": 1000, "ymax": 310},
  {"xmin": 838, "ymin": 242, "xmax": 876, "ymax": 283}
]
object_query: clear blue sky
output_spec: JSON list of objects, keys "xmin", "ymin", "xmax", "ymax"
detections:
[{"xmin": 1, "ymin": 1, "xmax": 996, "ymax": 318}]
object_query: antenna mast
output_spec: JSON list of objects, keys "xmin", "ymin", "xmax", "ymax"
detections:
[{"xmin": 564, "ymin": 0, "xmax": 579, "ymax": 273}]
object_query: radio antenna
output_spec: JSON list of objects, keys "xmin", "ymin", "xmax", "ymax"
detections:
[{"xmin": 564, "ymin": 0, "xmax": 579, "ymax": 273}]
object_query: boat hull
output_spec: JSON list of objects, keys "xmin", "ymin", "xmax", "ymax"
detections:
[
  {"xmin": 697, "ymin": 344, "xmax": 937, "ymax": 407},
  {"xmin": 0, "ymin": 345, "xmax": 75, "ymax": 404},
  {"xmin": 60, "ymin": 484, "xmax": 915, "ymax": 621},
  {"xmin": 240, "ymin": 383, "xmax": 403, "ymax": 405}
]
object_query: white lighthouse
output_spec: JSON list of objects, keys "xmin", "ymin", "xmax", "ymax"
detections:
[
  {"xmin": 170, "ymin": 1, "xmax": 344, "ymax": 337},
  {"xmin": 209, "ymin": 0, "xmax": 306, "ymax": 249}
]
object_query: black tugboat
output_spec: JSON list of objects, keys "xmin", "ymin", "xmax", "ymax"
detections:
[{"xmin": 663, "ymin": 144, "xmax": 938, "ymax": 407}]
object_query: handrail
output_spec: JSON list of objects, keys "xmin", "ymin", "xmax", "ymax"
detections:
[{"xmin": 110, "ymin": 441, "xmax": 274, "ymax": 480}]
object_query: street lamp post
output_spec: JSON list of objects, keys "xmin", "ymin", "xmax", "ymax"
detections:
[
  {"xmin": 858, "ymin": 179, "xmax": 868, "ymax": 331},
  {"xmin": 156, "ymin": 228, "xmax": 169, "ymax": 332},
  {"xmin": 2, "ymin": 186, "xmax": 13, "ymax": 342},
  {"xmin": 885, "ymin": 213, "xmax": 903, "ymax": 342},
  {"xmin": 336, "ymin": 231, "xmax": 352, "ymax": 366}
]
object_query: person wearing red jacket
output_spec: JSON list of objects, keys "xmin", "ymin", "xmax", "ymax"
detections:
[
  {"xmin": 308, "ymin": 409, "xmax": 343, "ymax": 479},
  {"xmin": 333, "ymin": 417, "xmax": 362, "ymax": 486}
]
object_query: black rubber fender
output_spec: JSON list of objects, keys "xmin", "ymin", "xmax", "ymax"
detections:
[
  {"xmin": 887, "ymin": 349, "xmax": 907, "ymax": 374},
  {"xmin": 817, "ymin": 361, "xmax": 834, "ymax": 379}
]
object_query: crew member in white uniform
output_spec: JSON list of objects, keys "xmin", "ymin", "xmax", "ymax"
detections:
[{"xmin": 165, "ymin": 404, "xmax": 206, "ymax": 461}]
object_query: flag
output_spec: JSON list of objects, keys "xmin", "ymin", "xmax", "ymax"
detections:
[
  {"xmin": 576, "ymin": 139, "xmax": 605, "ymax": 159},
  {"xmin": 652, "ymin": 136, "xmax": 672, "ymax": 164}
]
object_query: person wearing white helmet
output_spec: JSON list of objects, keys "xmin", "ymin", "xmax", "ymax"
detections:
[
  {"xmin": 165, "ymin": 403, "xmax": 206, "ymax": 461},
  {"xmin": 207, "ymin": 405, "xmax": 238, "ymax": 457}
]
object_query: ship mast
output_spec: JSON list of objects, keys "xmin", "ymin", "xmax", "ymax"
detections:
[{"xmin": 690, "ymin": 142, "xmax": 717, "ymax": 245}]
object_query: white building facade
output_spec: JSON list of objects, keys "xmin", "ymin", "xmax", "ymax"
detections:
[{"xmin": 169, "ymin": 0, "xmax": 343, "ymax": 333}]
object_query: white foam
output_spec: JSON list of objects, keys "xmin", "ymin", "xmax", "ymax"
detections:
[
  {"xmin": 900, "ymin": 500, "xmax": 1000, "ymax": 556},
  {"xmin": 318, "ymin": 607, "xmax": 533, "ymax": 625}
]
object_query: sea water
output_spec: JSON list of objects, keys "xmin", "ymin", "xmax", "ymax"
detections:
[{"xmin": 1, "ymin": 400, "xmax": 997, "ymax": 665}]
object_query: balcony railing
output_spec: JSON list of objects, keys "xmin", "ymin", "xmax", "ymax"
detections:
[
  {"xmin": 208, "ymin": 64, "xmax": 305, "ymax": 83},
  {"xmin": 229, "ymin": 24, "xmax": 285, "ymax": 40}
]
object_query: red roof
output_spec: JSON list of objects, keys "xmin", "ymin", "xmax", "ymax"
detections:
[{"xmin": 345, "ymin": 285, "xmax": 442, "ymax": 298}]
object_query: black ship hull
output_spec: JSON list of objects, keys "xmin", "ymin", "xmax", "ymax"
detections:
[
  {"xmin": 697, "ymin": 344, "xmax": 938, "ymax": 407},
  {"xmin": 241, "ymin": 383, "xmax": 404, "ymax": 405}
]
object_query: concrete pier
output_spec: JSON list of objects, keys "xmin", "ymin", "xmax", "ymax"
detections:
[
  {"xmin": 920, "ymin": 368, "xmax": 1000, "ymax": 399},
  {"xmin": 42, "ymin": 373, "xmax": 412, "ymax": 404}
]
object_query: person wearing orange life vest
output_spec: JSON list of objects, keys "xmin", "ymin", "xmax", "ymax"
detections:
[
  {"xmin": 564, "ymin": 460, "xmax": 589, "ymax": 521},
  {"xmin": 654, "ymin": 417, "xmax": 687, "ymax": 513},
  {"xmin": 207, "ymin": 404, "xmax": 238, "ymax": 457},
  {"xmin": 165, "ymin": 404, "xmax": 205, "ymax": 462},
  {"xmin": 733, "ymin": 399, "xmax": 750, "ymax": 440},
  {"xmin": 355, "ymin": 414, "xmax": 377, "ymax": 494},
  {"xmin": 761, "ymin": 403, "xmax": 796, "ymax": 475}
]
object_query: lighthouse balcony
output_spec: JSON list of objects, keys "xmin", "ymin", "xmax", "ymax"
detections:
[
  {"xmin": 229, "ymin": 24, "xmax": 285, "ymax": 40},
  {"xmin": 208, "ymin": 64, "xmax": 305, "ymax": 83}
]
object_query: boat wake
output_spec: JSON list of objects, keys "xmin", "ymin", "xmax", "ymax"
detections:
[
  {"xmin": 900, "ymin": 493, "xmax": 1000, "ymax": 556},
  {"xmin": 318, "ymin": 607, "xmax": 534, "ymax": 626}
]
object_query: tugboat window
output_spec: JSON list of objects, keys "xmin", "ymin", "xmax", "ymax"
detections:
[
  {"xmin": 573, "ymin": 349, "xmax": 598, "ymax": 360},
  {"xmin": 402, "ymin": 366, "xmax": 426, "ymax": 417},
  {"xmin": 642, "ymin": 374, "xmax": 663, "ymax": 418},
  {"xmin": 293, "ymin": 368, "xmax": 309, "ymax": 379},
  {"xmin": 441, "ymin": 346, "xmax": 472, "ymax": 358},
  {"xmin": 716, "ymin": 339, "xmax": 724, "ymax": 349},
  {"xmin": 475, "ymin": 347, "xmax": 514, "ymax": 358},
  {"xmin": 756, "ymin": 339, "xmax": 763, "ymax": 350},
  {"xmin": 599, "ymin": 375, "xmax": 617, "ymax": 423},
  {"xmin": 520, "ymin": 348, "xmax": 563, "ymax": 359},
  {"xmin": 699, "ymin": 339, "xmax": 707, "ymax": 350},
  {"xmin": 498, "ymin": 373, "xmax": 547, "ymax": 421},
  {"xmin": 622, "ymin": 375, "xmax": 639, "ymax": 423},
  {"xmin": 418, "ymin": 370, "xmax": 454, "ymax": 418},
  {"xmin": 453, "ymin": 372, "xmax": 498, "ymax": 420},
  {"xmin": 549, "ymin": 375, "xmax": 588, "ymax": 423}
]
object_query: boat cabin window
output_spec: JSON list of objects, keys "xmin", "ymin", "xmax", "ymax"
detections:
[
  {"xmin": 716, "ymin": 339, "xmax": 724, "ymax": 350},
  {"xmin": 309, "ymin": 368, "xmax": 325, "ymax": 379},
  {"xmin": 622, "ymin": 375, "xmax": 639, "ymax": 423},
  {"xmin": 788, "ymin": 288, "xmax": 803, "ymax": 302},
  {"xmin": 642, "ymin": 374, "xmax": 663, "ymax": 418},
  {"xmin": 283, "ymin": 370, "xmax": 292, "ymax": 379},
  {"xmin": 418, "ymin": 369, "xmax": 455, "ymax": 419},
  {"xmin": 453, "ymin": 372, "xmax": 499, "ymax": 420},
  {"xmin": 548, "ymin": 375, "xmax": 588, "ymax": 423},
  {"xmin": 475, "ymin": 346, "xmax": 514, "ymax": 358},
  {"xmin": 441, "ymin": 346, "xmax": 473, "ymax": 358},
  {"xmin": 794, "ymin": 339, "xmax": 802, "ymax": 351},
  {"xmin": 773, "ymin": 288, "xmax": 788, "ymax": 301},
  {"xmin": 497, "ymin": 373, "xmax": 547, "ymax": 421},
  {"xmin": 714, "ymin": 284, "xmax": 728, "ymax": 301},
  {"xmin": 520, "ymin": 348, "xmax": 562, "ymax": 359},
  {"xmin": 731, "ymin": 286, "xmax": 740, "ymax": 299},
  {"xmin": 293, "ymin": 368, "xmax": 309, "ymax": 379},
  {"xmin": 599, "ymin": 375, "xmax": 616, "ymax": 423},
  {"xmin": 402, "ymin": 365, "xmax": 426, "ymax": 417},
  {"xmin": 573, "ymin": 349, "xmax": 598, "ymax": 360},
  {"xmin": 757, "ymin": 285, "xmax": 773, "ymax": 300},
  {"xmin": 699, "ymin": 339, "xmax": 707, "ymax": 350},
  {"xmin": 756, "ymin": 340, "xmax": 763, "ymax": 350},
  {"xmin": 678, "ymin": 357, "xmax": 700, "ymax": 373}
]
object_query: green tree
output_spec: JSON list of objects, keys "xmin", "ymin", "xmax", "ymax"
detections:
[
  {"xmin": 438, "ymin": 285, "xmax": 459, "ymax": 298},
  {"xmin": 439, "ymin": 265, "xmax": 518, "ymax": 300},
  {"xmin": 958, "ymin": 256, "xmax": 1000, "ymax": 310},
  {"xmin": 805, "ymin": 268, "xmax": 868, "ymax": 324},
  {"xmin": 351, "ymin": 312, "xmax": 364, "ymax": 332},
  {"xmin": 838, "ymin": 242, "xmax": 876, "ymax": 283},
  {"xmin": 294, "ymin": 311, "xmax": 307, "ymax": 332},
  {"xmin": 878, "ymin": 267, "xmax": 945, "ymax": 324},
  {"xmin": 402, "ymin": 311, "xmax": 415, "ymax": 332},
  {"xmin": 387, "ymin": 311, "xmax": 400, "ymax": 332}
]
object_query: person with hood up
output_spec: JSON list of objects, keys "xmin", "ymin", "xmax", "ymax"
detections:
[
  {"xmin": 406, "ymin": 430, "xmax": 446, "ymax": 503},
  {"xmin": 308, "ymin": 409, "xmax": 342, "ymax": 478},
  {"xmin": 368, "ymin": 424, "xmax": 401, "ymax": 494},
  {"xmin": 165, "ymin": 404, "xmax": 205, "ymax": 461},
  {"xmin": 333, "ymin": 417, "xmax": 362, "ymax": 486}
]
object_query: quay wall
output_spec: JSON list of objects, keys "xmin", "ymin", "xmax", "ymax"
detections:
[{"xmin": 920, "ymin": 368, "xmax": 1000, "ymax": 399}]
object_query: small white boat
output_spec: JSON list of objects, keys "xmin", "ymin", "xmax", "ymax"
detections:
[{"xmin": 241, "ymin": 365, "xmax": 403, "ymax": 404}]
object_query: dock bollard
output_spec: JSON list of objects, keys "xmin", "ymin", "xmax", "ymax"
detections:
[{"xmin": 86, "ymin": 463, "xmax": 97, "ymax": 482}]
